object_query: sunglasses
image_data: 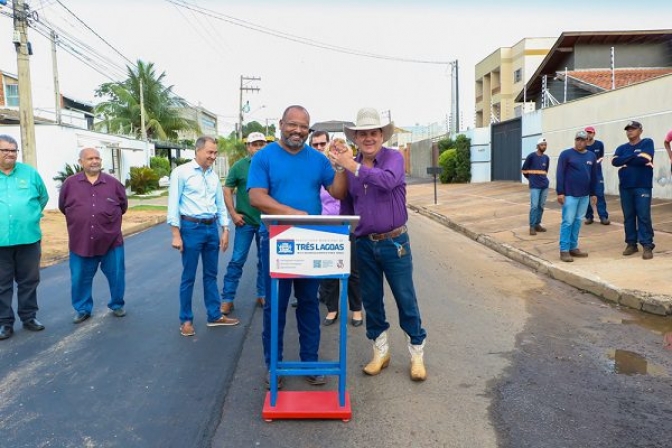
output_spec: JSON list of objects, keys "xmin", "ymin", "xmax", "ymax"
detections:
[{"xmin": 311, "ymin": 142, "xmax": 328, "ymax": 148}]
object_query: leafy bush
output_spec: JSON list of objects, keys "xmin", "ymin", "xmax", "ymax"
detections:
[
  {"xmin": 150, "ymin": 156, "xmax": 171, "ymax": 178},
  {"xmin": 53, "ymin": 163, "xmax": 83, "ymax": 189},
  {"xmin": 438, "ymin": 149, "xmax": 457, "ymax": 183},
  {"xmin": 130, "ymin": 166, "xmax": 159, "ymax": 194},
  {"xmin": 437, "ymin": 134, "xmax": 471, "ymax": 183},
  {"xmin": 174, "ymin": 157, "xmax": 191, "ymax": 167}
]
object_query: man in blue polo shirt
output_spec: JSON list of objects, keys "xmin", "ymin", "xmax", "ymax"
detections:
[
  {"xmin": 522, "ymin": 137, "xmax": 550, "ymax": 236},
  {"xmin": 556, "ymin": 130, "xmax": 598, "ymax": 262},
  {"xmin": 248, "ymin": 105, "xmax": 348, "ymax": 388},
  {"xmin": 612, "ymin": 120, "xmax": 656, "ymax": 260},
  {"xmin": 584, "ymin": 126, "xmax": 609, "ymax": 225}
]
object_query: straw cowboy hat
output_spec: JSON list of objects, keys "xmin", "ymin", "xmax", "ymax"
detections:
[{"xmin": 344, "ymin": 108, "xmax": 395, "ymax": 143}]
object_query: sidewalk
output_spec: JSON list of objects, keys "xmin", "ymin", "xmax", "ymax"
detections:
[{"xmin": 406, "ymin": 181, "xmax": 672, "ymax": 316}]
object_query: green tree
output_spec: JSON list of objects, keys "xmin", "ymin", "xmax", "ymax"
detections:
[
  {"xmin": 94, "ymin": 60, "xmax": 198, "ymax": 141},
  {"xmin": 218, "ymin": 135, "xmax": 246, "ymax": 167},
  {"xmin": 53, "ymin": 162, "xmax": 83, "ymax": 189},
  {"xmin": 227, "ymin": 121, "xmax": 276, "ymax": 140},
  {"xmin": 437, "ymin": 134, "xmax": 471, "ymax": 183}
]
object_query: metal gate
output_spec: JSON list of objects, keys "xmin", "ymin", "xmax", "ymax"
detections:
[{"xmin": 491, "ymin": 118, "xmax": 522, "ymax": 181}]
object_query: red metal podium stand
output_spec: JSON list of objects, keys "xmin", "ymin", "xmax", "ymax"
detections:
[{"xmin": 261, "ymin": 215, "xmax": 358, "ymax": 422}]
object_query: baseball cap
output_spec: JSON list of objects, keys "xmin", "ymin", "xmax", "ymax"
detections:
[
  {"xmin": 575, "ymin": 130, "xmax": 588, "ymax": 140},
  {"xmin": 537, "ymin": 137, "xmax": 547, "ymax": 145},
  {"xmin": 246, "ymin": 132, "xmax": 266, "ymax": 143},
  {"xmin": 585, "ymin": 126, "xmax": 596, "ymax": 133},
  {"xmin": 624, "ymin": 120, "xmax": 642, "ymax": 130}
]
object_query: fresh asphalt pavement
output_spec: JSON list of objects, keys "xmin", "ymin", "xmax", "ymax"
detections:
[
  {"xmin": 3, "ymin": 208, "xmax": 672, "ymax": 448},
  {"xmin": 0, "ymin": 224, "xmax": 253, "ymax": 447}
]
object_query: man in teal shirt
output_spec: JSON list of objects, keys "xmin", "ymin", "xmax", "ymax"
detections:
[
  {"xmin": 0, "ymin": 134, "xmax": 49, "ymax": 340},
  {"xmin": 220, "ymin": 132, "xmax": 267, "ymax": 315}
]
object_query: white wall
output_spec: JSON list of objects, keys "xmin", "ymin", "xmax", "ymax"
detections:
[
  {"xmin": 464, "ymin": 127, "xmax": 491, "ymax": 183},
  {"xmin": 539, "ymin": 73, "xmax": 672, "ymax": 199},
  {"xmin": 3, "ymin": 124, "xmax": 154, "ymax": 209}
]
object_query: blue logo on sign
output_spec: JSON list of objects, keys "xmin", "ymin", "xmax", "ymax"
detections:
[{"xmin": 277, "ymin": 240, "xmax": 294, "ymax": 255}]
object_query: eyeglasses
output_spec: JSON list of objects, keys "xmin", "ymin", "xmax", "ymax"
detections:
[
  {"xmin": 311, "ymin": 142, "xmax": 328, "ymax": 148},
  {"xmin": 0, "ymin": 149, "xmax": 19, "ymax": 154}
]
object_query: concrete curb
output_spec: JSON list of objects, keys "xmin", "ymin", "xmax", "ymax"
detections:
[
  {"xmin": 41, "ymin": 217, "xmax": 167, "ymax": 269},
  {"xmin": 408, "ymin": 203, "xmax": 672, "ymax": 316}
]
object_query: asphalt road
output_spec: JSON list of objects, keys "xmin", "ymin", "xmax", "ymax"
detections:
[
  {"xmin": 2, "ymin": 213, "xmax": 671, "ymax": 448},
  {"xmin": 0, "ymin": 225, "xmax": 253, "ymax": 448}
]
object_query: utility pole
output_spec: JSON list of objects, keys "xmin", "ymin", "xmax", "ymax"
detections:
[
  {"xmin": 449, "ymin": 60, "xmax": 460, "ymax": 134},
  {"xmin": 238, "ymin": 75, "xmax": 260, "ymax": 140},
  {"xmin": 13, "ymin": 0, "xmax": 37, "ymax": 167},
  {"xmin": 50, "ymin": 30, "xmax": 61, "ymax": 124}
]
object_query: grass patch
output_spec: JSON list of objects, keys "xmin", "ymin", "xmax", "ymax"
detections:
[
  {"xmin": 129, "ymin": 205, "xmax": 168, "ymax": 211},
  {"xmin": 128, "ymin": 188, "xmax": 169, "ymax": 200}
]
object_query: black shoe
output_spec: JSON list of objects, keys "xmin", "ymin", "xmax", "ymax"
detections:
[
  {"xmin": 0, "ymin": 325, "xmax": 14, "ymax": 340},
  {"xmin": 600, "ymin": 218, "xmax": 610, "ymax": 225},
  {"xmin": 323, "ymin": 312, "xmax": 338, "ymax": 326},
  {"xmin": 265, "ymin": 372, "xmax": 284, "ymax": 390},
  {"xmin": 584, "ymin": 218, "xmax": 594, "ymax": 225},
  {"xmin": 291, "ymin": 299, "xmax": 298, "ymax": 308},
  {"xmin": 351, "ymin": 318, "xmax": 363, "ymax": 327},
  {"xmin": 73, "ymin": 312, "xmax": 91, "ymax": 324},
  {"xmin": 23, "ymin": 318, "xmax": 45, "ymax": 331},
  {"xmin": 305, "ymin": 375, "xmax": 327, "ymax": 386}
]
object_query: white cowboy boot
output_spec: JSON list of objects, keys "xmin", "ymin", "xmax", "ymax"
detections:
[
  {"xmin": 363, "ymin": 331, "xmax": 390, "ymax": 376},
  {"xmin": 408, "ymin": 339, "xmax": 427, "ymax": 381}
]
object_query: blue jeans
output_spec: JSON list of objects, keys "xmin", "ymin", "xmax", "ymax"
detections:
[
  {"xmin": 529, "ymin": 188, "xmax": 549, "ymax": 227},
  {"xmin": 585, "ymin": 180, "xmax": 608, "ymax": 220},
  {"xmin": 179, "ymin": 220, "xmax": 222, "ymax": 323},
  {"xmin": 222, "ymin": 224, "xmax": 264, "ymax": 303},
  {"xmin": 356, "ymin": 232, "xmax": 426, "ymax": 345},
  {"xmin": 260, "ymin": 229, "xmax": 321, "ymax": 367},
  {"xmin": 619, "ymin": 187, "xmax": 654, "ymax": 248},
  {"xmin": 559, "ymin": 196, "xmax": 589, "ymax": 252},
  {"xmin": 69, "ymin": 245, "xmax": 125, "ymax": 314}
]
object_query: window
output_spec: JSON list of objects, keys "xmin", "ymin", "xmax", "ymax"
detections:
[
  {"xmin": 5, "ymin": 84, "xmax": 19, "ymax": 107},
  {"xmin": 514, "ymin": 69, "xmax": 522, "ymax": 84}
]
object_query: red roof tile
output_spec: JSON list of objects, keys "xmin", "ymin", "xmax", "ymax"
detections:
[{"xmin": 566, "ymin": 69, "xmax": 672, "ymax": 91}]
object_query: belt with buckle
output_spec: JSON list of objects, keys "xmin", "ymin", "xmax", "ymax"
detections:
[
  {"xmin": 367, "ymin": 225, "xmax": 407, "ymax": 241},
  {"xmin": 181, "ymin": 215, "xmax": 216, "ymax": 225}
]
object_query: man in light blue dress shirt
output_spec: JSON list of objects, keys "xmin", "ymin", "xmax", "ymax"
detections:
[{"xmin": 167, "ymin": 136, "xmax": 239, "ymax": 336}]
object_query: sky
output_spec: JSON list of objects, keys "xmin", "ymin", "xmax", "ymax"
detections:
[{"xmin": 1, "ymin": 0, "xmax": 672, "ymax": 136}]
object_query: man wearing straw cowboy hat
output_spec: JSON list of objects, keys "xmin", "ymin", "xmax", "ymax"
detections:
[{"xmin": 329, "ymin": 107, "xmax": 427, "ymax": 381}]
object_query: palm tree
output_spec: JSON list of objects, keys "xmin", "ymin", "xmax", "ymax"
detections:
[{"xmin": 94, "ymin": 60, "xmax": 199, "ymax": 141}]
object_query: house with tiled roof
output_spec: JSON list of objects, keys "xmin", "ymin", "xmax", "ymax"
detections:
[{"xmin": 515, "ymin": 30, "xmax": 672, "ymax": 107}]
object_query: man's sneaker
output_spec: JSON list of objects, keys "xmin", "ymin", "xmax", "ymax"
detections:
[
  {"xmin": 220, "ymin": 302, "xmax": 234, "ymax": 315},
  {"xmin": 569, "ymin": 249, "xmax": 588, "ymax": 258},
  {"xmin": 529, "ymin": 227, "xmax": 536, "ymax": 236},
  {"xmin": 534, "ymin": 224, "xmax": 547, "ymax": 232},
  {"xmin": 584, "ymin": 218, "xmax": 594, "ymax": 225},
  {"xmin": 305, "ymin": 375, "xmax": 327, "ymax": 386},
  {"xmin": 180, "ymin": 321, "xmax": 195, "ymax": 336},
  {"xmin": 207, "ymin": 316, "xmax": 240, "ymax": 326},
  {"xmin": 642, "ymin": 247, "xmax": 653, "ymax": 260},
  {"xmin": 560, "ymin": 251, "xmax": 574, "ymax": 262},
  {"xmin": 600, "ymin": 218, "xmax": 610, "ymax": 225},
  {"xmin": 265, "ymin": 372, "xmax": 283, "ymax": 390},
  {"xmin": 112, "ymin": 308, "xmax": 126, "ymax": 317},
  {"xmin": 291, "ymin": 299, "xmax": 298, "ymax": 308},
  {"xmin": 73, "ymin": 312, "xmax": 91, "ymax": 324},
  {"xmin": 622, "ymin": 244, "xmax": 638, "ymax": 256}
]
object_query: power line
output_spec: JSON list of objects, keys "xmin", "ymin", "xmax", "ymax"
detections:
[
  {"xmin": 53, "ymin": 0, "xmax": 134, "ymax": 66},
  {"xmin": 165, "ymin": 0, "xmax": 452, "ymax": 65}
]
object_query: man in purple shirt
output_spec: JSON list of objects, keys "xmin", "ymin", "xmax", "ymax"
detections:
[
  {"xmin": 59, "ymin": 148, "xmax": 128, "ymax": 323},
  {"xmin": 330, "ymin": 108, "xmax": 427, "ymax": 382}
]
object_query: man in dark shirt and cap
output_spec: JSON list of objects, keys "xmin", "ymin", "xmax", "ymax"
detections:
[{"xmin": 59, "ymin": 147, "xmax": 128, "ymax": 323}]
